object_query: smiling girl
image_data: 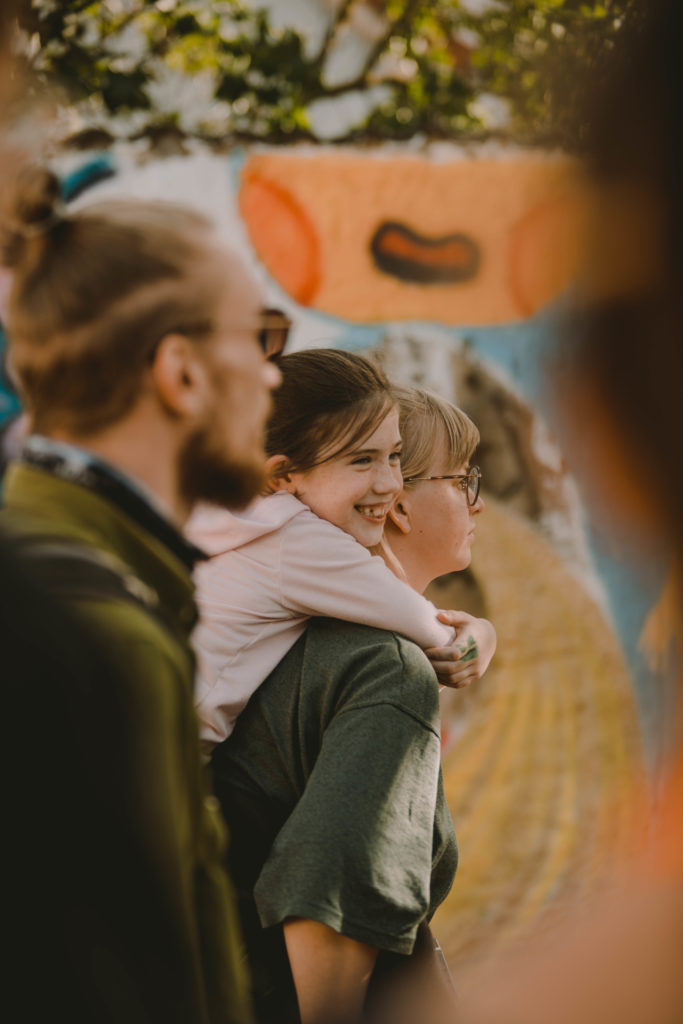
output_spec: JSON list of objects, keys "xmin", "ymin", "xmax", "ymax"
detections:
[{"xmin": 188, "ymin": 348, "xmax": 495, "ymax": 750}]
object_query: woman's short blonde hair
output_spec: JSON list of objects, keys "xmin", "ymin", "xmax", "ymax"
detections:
[{"xmin": 395, "ymin": 386, "xmax": 479, "ymax": 484}]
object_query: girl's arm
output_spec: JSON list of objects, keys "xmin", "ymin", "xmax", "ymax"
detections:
[
  {"xmin": 281, "ymin": 511, "xmax": 454, "ymax": 648},
  {"xmin": 425, "ymin": 610, "xmax": 497, "ymax": 688},
  {"xmin": 282, "ymin": 512, "xmax": 495, "ymax": 686},
  {"xmin": 284, "ymin": 918, "xmax": 377, "ymax": 1024}
]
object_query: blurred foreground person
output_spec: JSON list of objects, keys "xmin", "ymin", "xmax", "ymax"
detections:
[
  {"xmin": 458, "ymin": 2, "xmax": 683, "ymax": 1022},
  {"xmin": 0, "ymin": 166, "xmax": 280, "ymax": 1023}
]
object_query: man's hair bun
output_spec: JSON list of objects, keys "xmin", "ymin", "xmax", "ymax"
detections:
[{"xmin": 1, "ymin": 166, "xmax": 65, "ymax": 269}]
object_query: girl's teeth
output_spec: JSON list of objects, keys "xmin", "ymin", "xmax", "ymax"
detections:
[{"xmin": 357, "ymin": 506, "xmax": 385, "ymax": 519}]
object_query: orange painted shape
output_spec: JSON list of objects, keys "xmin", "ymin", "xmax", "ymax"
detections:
[
  {"xmin": 651, "ymin": 745, "xmax": 683, "ymax": 880},
  {"xmin": 239, "ymin": 171, "xmax": 320, "ymax": 306},
  {"xmin": 239, "ymin": 152, "xmax": 587, "ymax": 326},
  {"xmin": 508, "ymin": 189, "xmax": 590, "ymax": 317}
]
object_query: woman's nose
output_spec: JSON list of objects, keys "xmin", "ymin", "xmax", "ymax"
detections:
[{"xmin": 470, "ymin": 492, "xmax": 485, "ymax": 514}]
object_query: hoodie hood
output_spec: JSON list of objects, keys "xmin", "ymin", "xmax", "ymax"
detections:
[{"xmin": 186, "ymin": 491, "xmax": 304, "ymax": 557}]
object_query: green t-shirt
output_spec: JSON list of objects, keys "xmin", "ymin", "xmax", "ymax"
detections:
[{"xmin": 211, "ymin": 618, "xmax": 458, "ymax": 1022}]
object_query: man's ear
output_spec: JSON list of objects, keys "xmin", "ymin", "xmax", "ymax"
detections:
[
  {"xmin": 387, "ymin": 496, "xmax": 412, "ymax": 535},
  {"xmin": 150, "ymin": 333, "xmax": 208, "ymax": 417},
  {"xmin": 265, "ymin": 454, "xmax": 297, "ymax": 493}
]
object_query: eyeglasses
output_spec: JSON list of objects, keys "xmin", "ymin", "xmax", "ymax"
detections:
[
  {"xmin": 258, "ymin": 307, "xmax": 291, "ymax": 360},
  {"xmin": 403, "ymin": 465, "xmax": 482, "ymax": 506},
  {"xmin": 149, "ymin": 307, "xmax": 291, "ymax": 362}
]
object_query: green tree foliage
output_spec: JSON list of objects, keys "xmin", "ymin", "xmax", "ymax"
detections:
[
  {"xmin": 11, "ymin": 0, "xmax": 640, "ymax": 149},
  {"xmin": 458, "ymin": 0, "xmax": 644, "ymax": 148}
]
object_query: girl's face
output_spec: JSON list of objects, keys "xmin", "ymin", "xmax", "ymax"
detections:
[{"xmin": 283, "ymin": 407, "xmax": 403, "ymax": 548}]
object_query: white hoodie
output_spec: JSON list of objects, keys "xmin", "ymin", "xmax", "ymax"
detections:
[{"xmin": 188, "ymin": 491, "xmax": 453, "ymax": 749}]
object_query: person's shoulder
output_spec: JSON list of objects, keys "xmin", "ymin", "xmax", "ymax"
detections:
[
  {"xmin": 305, "ymin": 617, "xmax": 429, "ymax": 655},
  {"xmin": 80, "ymin": 601, "xmax": 197, "ymax": 730},
  {"xmin": 79, "ymin": 594, "xmax": 191, "ymax": 680},
  {"xmin": 303, "ymin": 618, "xmax": 441, "ymax": 731}
]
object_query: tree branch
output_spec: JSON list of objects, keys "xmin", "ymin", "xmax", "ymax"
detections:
[
  {"xmin": 310, "ymin": 0, "xmax": 422, "ymax": 99},
  {"xmin": 313, "ymin": 0, "xmax": 355, "ymax": 70},
  {"xmin": 355, "ymin": 0, "xmax": 421, "ymax": 84},
  {"xmin": 316, "ymin": 74, "xmax": 404, "ymax": 99}
]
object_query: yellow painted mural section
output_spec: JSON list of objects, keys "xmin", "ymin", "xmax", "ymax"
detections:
[{"xmin": 429, "ymin": 500, "xmax": 643, "ymax": 966}]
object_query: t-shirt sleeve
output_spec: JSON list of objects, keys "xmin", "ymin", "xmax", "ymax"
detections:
[
  {"xmin": 253, "ymin": 640, "xmax": 444, "ymax": 955},
  {"xmin": 279, "ymin": 513, "xmax": 452, "ymax": 649}
]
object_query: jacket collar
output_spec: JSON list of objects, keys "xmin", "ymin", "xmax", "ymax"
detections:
[{"xmin": 19, "ymin": 435, "xmax": 207, "ymax": 572}]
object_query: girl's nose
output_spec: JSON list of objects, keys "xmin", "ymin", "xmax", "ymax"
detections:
[
  {"xmin": 262, "ymin": 360, "xmax": 281, "ymax": 390},
  {"xmin": 375, "ymin": 461, "xmax": 402, "ymax": 496},
  {"xmin": 470, "ymin": 492, "xmax": 485, "ymax": 514}
]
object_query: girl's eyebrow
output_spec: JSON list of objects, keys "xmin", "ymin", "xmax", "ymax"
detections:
[{"xmin": 349, "ymin": 439, "xmax": 403, "ymax": 456}]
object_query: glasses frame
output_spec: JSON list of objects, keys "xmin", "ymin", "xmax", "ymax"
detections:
[
  {"xmin": 148, "ymin": 307, "xmax": 291, "ymax": 363},
  {"xmin": 258, "ymin": 307, "xmax": 292, "ymax": 360},
  {"xmin": 403, "ymin": 465, "xmax": 482, "ymax": 507}
]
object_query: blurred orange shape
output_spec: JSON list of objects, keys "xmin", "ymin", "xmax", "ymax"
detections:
[
  {"xmin": 239, "ymin": 168, "xmax": 321, "ymax": 306},
  {"xmin": 508, "ymin": 188, "xmax": 591, "ymax": 317}
]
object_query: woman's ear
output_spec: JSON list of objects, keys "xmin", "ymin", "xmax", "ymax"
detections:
[
  {"xmin": 387, "ymin": 495, "xmax": 412, "ymax": 535},
  {"xmin": 265, "ymin": 454, "xmax": 297, "ymax": 493}
]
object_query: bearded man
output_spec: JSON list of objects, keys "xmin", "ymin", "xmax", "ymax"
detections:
[{"xmin": 0, "ymin": 166, "xmax": 284, "ymax": 1024}]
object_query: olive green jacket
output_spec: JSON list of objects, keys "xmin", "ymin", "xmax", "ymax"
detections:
[{"xmin": 2, "ymin": 461, "xmax": 252, "ymax": 1024}]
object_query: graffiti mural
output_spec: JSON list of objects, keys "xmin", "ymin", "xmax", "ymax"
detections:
[
  {"xmin": 238, "ymin": 150, "xmax": 590, "ymax": 325},
  {"xmin": 369, "ymin": 221, "xmax": 480, "ymax": 285},
  {"xmin": 0, "ymin": 143, "xmax": 667, "ymax": 970}
]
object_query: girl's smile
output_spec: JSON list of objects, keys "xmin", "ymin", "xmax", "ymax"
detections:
[
  {"xmin": 355, "ymin": 503, "xmax": 392, "ymax": 521},
  {"xmin": 279, "ymin": 409, "xmax": 403, "ymax": 547}
]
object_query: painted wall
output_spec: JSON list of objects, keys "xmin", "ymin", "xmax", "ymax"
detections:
[{"xmin": 0, "ymin": 143, "xmax": 669, "ymax": 968}]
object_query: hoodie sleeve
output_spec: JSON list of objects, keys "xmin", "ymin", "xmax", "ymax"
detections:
[{"xmin": 279, "ymin": 512, "xmax": 453, "ymax": 649}]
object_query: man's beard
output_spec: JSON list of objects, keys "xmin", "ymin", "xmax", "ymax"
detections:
[{"xmin": 178, "ymin": 424, "xmax": 266, "ymax": 511}]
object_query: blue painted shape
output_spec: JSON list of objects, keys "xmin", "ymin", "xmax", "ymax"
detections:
[
  {"xmin": 0, "ymin": 327, "xmax": 21, "ymax": 428},
  {"xmin": 62, "ymin": 154, "xmax": 117, "ymax": 203},
  {"xmin": 463, "ymin": 306, "xmax": 560, "ymax": 406},
  {"xmin": 334, "ymin": 324, "xmax": 384, "ymax": 351},
  {"xmin": 587, "ymin": 527, "xmax": 671, "ymax": 764}
]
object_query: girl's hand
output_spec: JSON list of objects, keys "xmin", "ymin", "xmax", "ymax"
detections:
[{"xmin": 425, "ymin": 610, "xmax": 497, "ymax": 689}]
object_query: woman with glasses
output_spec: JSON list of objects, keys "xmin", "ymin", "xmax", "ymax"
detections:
[
  {"xmin": 384, "ymin": 386, "xmax": 485, "ymax": 596},
  {"xmin": 208, "ymin": 379, "xmax": 493, "ymax": 1024}
]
